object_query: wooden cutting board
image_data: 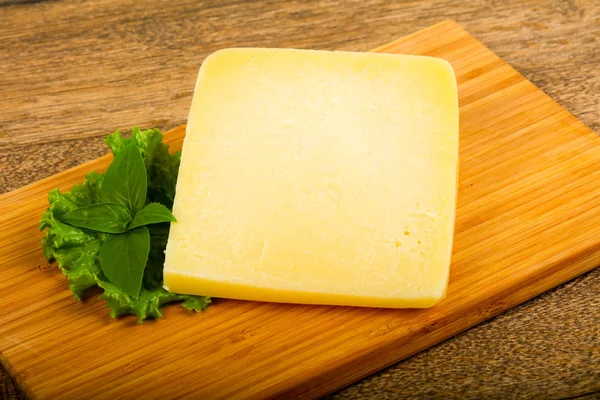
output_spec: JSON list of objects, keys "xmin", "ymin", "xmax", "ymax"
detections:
[{"xmin": 1, "ymin": 20, "xmax": 600, "ymax": 400}]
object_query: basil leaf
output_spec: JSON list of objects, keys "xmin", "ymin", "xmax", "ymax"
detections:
[
  {"xmin": 99, "ymin": 226, "xmax": 150, "ymax": 299},
  {"xmin": 58, "ymin": 203, "xmax": 132, "ymax": 233},
  {"xmin": 102, "ymin": 143, "xmax": 147, "ymax": 213},
  {"xmin": 129, "ymin": 203, "xmax": 177, "ymax": 229}
]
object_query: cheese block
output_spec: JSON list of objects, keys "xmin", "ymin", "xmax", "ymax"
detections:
[{"xmin": 163, "ymin": 48, "xmax": 459, "ymax": 308}]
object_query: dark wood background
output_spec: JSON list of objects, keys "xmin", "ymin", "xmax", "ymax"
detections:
[{"xmin": 1, "ymin": 0, "xmax": 599, "ymax": 398}]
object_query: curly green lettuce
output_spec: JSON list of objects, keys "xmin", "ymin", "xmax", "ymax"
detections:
[{"xmin": 40, "ymin": 127, "xmax": 210, "ymax": 321}]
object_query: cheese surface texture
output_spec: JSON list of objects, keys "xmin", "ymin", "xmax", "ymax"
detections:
[{"xmin": 164, "ymin": 48, "xmax": 458, "ymax": 308}]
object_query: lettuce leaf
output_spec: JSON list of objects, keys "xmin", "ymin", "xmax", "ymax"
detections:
[{"xmin": 40, "ymin": 128, "xmax": 210, "ymax": 321}]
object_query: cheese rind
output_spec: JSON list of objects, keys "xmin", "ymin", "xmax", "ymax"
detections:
[{"xmin": 164, "ymin": 48, "xmax": 458, "ymax": 308}]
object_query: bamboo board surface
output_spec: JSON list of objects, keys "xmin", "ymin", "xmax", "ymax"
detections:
[{"xmin": 1, "ymin": 20, "xmax": 600, "ymax": 399}]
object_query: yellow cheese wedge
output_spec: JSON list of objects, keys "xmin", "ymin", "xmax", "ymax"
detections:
[{"xmin": 164, "ymin": 48, "xmax": 458, "ymax": 308}]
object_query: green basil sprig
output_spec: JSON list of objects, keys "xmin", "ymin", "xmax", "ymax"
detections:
[{"xmin": 57, "ymin": 143, "xmax": 176, "ymax": 299}]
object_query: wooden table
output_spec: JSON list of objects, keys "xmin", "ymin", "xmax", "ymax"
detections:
[{"xmin": 1, "ymin": 0, "xmax": 599, "ymax": 398}]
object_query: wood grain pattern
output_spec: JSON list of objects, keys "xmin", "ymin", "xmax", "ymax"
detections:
[{"xmin": 1, "ymin": 20, "xmax": 599, "ymax": 399}]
